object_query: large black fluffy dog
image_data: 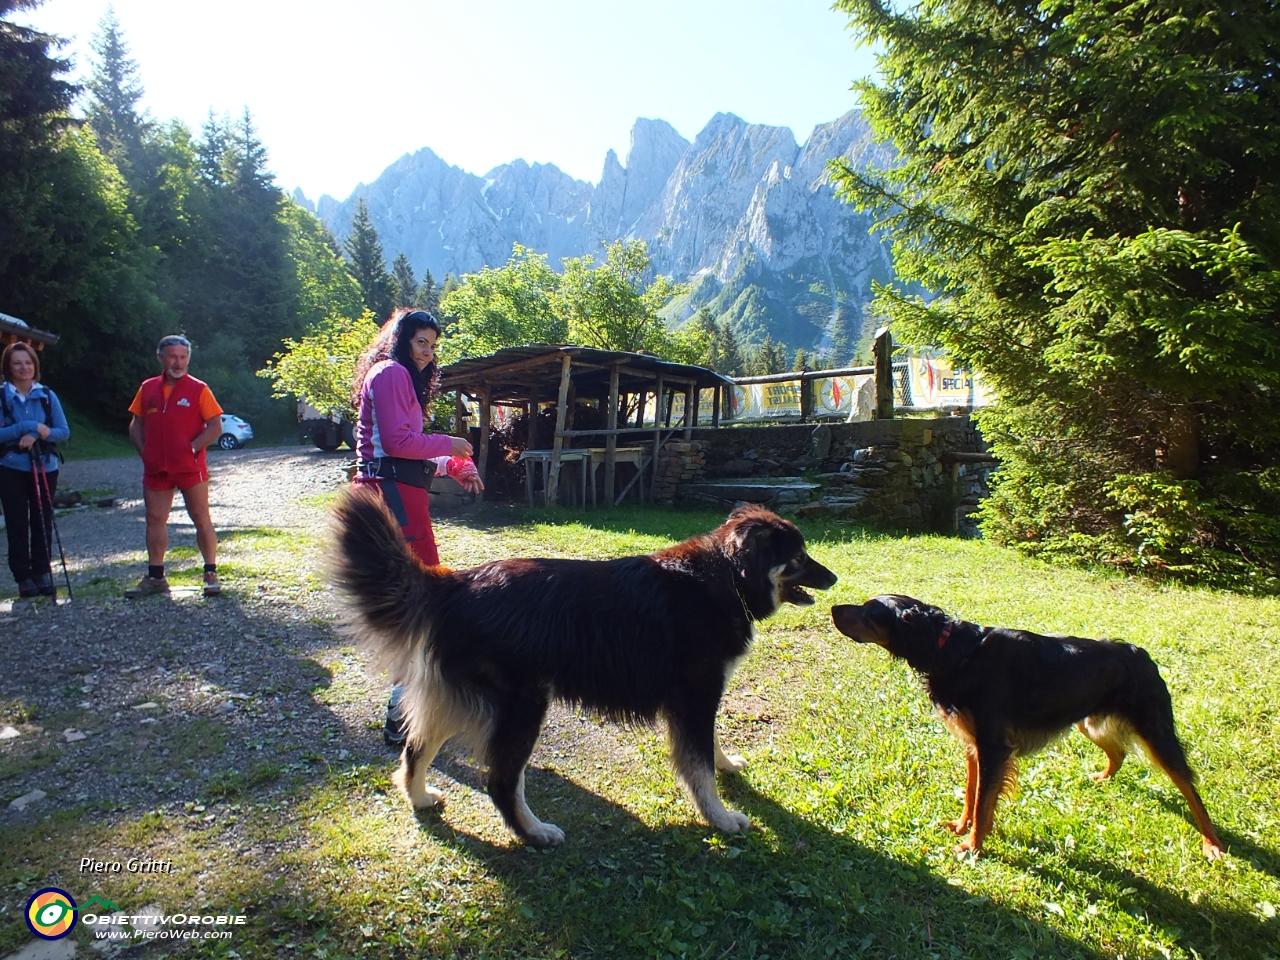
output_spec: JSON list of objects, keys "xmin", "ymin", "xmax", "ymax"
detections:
[
  {"xmin": 831, "ymin": 595, "xmax": 1223, "ymax": 860},
  {"xmin": 332, "ymin": 488, "xmax": 837, "ymax": 846}
]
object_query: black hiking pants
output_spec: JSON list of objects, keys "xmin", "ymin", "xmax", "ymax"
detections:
[{"xmin": 0, "ymin": 464, "xmax": 58, "ymax": 584}]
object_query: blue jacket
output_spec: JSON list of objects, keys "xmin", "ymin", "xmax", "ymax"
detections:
[{"xmin": 0, "ymin": 382, "xmax": 69, "ymax": 473}]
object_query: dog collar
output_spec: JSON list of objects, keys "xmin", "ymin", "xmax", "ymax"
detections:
[{"xmin": 937, "ymin": 620, "xmax": 954, "ymax": 649}]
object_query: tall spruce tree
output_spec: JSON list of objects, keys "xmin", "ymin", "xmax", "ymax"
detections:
[
  {"xmin": 1, "ymin": 0, "xmax": 79, "ymax": 291},
  {"xmin": 196, "ymin": 110, "xmax": 229, "ymax": 183},
  {"xmin": 413, "ymin": 268, "xmax": 438, "ymax": 312},
  {"xmin": 343, "ymin": 198, "xmax": 395, "ymax": 321},
  {"xmin": 716, "ymin": 320, "xmax": 744, "ymax": 377},
  {"xmin": 392, "ymin": 252, "xmax": 417, "ymax": 307},
  {"xmin": 834, "ymin": 0, "xmax": 1280, "ymax": 584},
  {"xmin": 0, "ymin": 1, "xmax": 169, "ymax": 417},
  {"xmin": 86, "ymin": 8, "xmax": 149, "ymax": 175}
]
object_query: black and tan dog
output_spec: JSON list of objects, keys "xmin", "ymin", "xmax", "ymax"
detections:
[
  {"xmin": 332, "ymin": 489, "xmax": 837, "ymax": 847},
  {"xmin": 831, "ymin": 595, "xmax": 1223, "ymax": 859}
]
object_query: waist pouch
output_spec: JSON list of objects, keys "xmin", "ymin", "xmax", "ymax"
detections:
[{"xmin": 359, "ymin": 456, "xmax": 436, "ymax": 489}]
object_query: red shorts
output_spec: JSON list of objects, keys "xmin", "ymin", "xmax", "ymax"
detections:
[
  {"xmin": 143, "ymin": 467, "xmax": 209, "ymax": 491},
  {"xmin": 352, "ymin": 476, "xmax": 439, "ymax": 567}
]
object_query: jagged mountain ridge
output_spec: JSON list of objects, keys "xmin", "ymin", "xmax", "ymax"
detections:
[{"xmin": 306, "ymin": 110, "xmax": 895, "ymax": 357}]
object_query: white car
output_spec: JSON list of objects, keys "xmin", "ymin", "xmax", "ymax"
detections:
[{"xmin": 217, "ymin": 414, "xmax": 254, "ymax": 450}]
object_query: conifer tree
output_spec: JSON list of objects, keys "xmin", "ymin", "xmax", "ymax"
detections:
[
  {"xmin": 413, "ymin": 268, "xmax": 438, "ymax": 312},
  {"xmin": 834, "ymin": 0, "xmax": 1280, "ymax": 582},
  {"xmin": 392, "ymin": 252, "xmax": 417, "ymax": 307},
  {"xmin": 86, "ymin": 8, "xmax": 149, "ymax": 174},
  {"xmin": 196, "ymin": 110, "xmax": 229, "ymax": 183},
  {"xmin": 793, "ymin": 347, "xmax": 810, "ymax": 372},
  {"xmin": 343, "ymin": 198, "xmax": 395, "ymax": 321},
  {"xmin": 716, "ymin": 320, "xmax": 744, "ymax": 377}
]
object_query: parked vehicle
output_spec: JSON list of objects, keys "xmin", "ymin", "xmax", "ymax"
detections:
[
  {"xmin": 217, "ymin": 414, "xmax": 254, "ymax": 450},
  {"xmin": 297, "ymin": 400, "xmax": 354, "ymax": 451}
]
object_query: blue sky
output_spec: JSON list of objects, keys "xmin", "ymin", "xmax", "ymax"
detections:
[{"xmin": 19, "ymin": 0, "xmax": 879, "ymax": 202}]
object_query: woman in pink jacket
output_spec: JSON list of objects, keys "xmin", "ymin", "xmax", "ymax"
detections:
[{"xmin": 351, "ymin": 308, "xmax": 482, "ymax": 745}]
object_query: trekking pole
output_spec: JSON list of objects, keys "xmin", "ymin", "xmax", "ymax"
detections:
[{"xmin": 30, "ymin": 445, "xmax": 73, "ymax": 602}]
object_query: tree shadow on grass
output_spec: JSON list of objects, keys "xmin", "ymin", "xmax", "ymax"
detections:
[
  {"xmin": 1147, "ymin": 790, "xmax": 1280, "ymax": 882},
  {"xmin": 416, "ymin": 762, "xmax": 1108, "ymax": 960},
  {"xmin": 1018, "ymin": 849, "xmax": 1273, "ymax": 960}
]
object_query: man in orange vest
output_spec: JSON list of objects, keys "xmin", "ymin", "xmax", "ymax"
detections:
[{"xmin": 125, "ymin": 335, "xmax": 224, "ymax": 598}]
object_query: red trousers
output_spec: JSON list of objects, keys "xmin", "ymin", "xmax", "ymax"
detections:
[{"xmin": 351, "ymin": 476, "xmax": 439, "ymax": 567}]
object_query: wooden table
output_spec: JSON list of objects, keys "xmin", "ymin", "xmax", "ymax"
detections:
[
  {"xmin": 518, "ymin": 448, "xmax": 589, "ymax": 507},
  {"xmin": 587, "ymin": 445, "xmax": 648, "ymax": 506}
]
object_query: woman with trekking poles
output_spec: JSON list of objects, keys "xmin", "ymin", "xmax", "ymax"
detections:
[{"xmin": 0, "ymin": 342, "xmax": 70, "ymax": 599}]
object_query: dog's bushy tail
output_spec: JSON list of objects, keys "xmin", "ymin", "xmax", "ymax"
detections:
[{"xmin": 330, "ymin": 486, "xmax": 442, "ymax": 680}]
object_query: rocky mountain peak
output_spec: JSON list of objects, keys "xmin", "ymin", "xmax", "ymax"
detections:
[{"xmin": 312, "ymin": 111, "xmax": 897, "ymax": 359}]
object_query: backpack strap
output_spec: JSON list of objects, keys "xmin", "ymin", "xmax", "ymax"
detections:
[
  {"xmin": 0, "ymin": 386, "xmax": 59, "ymax": 459},
  {"xmin": 0, "ymin": 387, "xmax": 13, "ymax": 457}
]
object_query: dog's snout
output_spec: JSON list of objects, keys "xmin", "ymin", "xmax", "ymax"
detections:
[
  {"xmin": 831, "ymin": 603, "xmax": 870, "ymax": 641},
  {"xmin": 802, "ymin": 556, "xmax": 838, "ymax": 590}
]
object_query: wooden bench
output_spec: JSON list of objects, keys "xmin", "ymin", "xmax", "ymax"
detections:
[{"xmin": 518, "ymin": 448, "xmax": 590, "ymax": 507}]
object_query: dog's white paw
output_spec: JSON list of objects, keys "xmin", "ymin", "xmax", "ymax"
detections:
[
  {"xmin": 709, "ymin": 808, "xmax": 751, "ymax": 834},
  {"xmin": 524, "ymin": 822, "xmax": 565, "ymax": 848},
  {"xmin": 410, "ymin": 785, "xmax": 445, "ymax": 810},
  {"xmin": 716, "ymin": 752, "xmax": 748, "ymax": 773}
]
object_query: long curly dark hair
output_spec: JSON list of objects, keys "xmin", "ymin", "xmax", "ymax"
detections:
[{"xmin": 351, "ymin": 308, "xmax": 443, "ymax": 411}]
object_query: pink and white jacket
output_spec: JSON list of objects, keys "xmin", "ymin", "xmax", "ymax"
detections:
[{"xmin": 355, "ymin": 360, "xmax": 453, "ymax": 464}]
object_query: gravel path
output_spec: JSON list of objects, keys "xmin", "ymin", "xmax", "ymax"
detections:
[
  {"xmin": 3, "ymin": 446, "xmax": 355, "ymax": 576},
  {"xmin": 0, "ymin": 447, "xmax": 642, "ymax": 840},
  {"xmin": 0, "ymin": 447, "xmax": 376, "ymax": 823}
]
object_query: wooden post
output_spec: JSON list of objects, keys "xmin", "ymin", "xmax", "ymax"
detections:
[
  {"xmin": 527, "ymin": 386, "xmax": 541, "ymax": 450},
  {"xmin": 683, "ymin": 383, "xmax": 697, "ymax": 440},
  {"xmin": 604, "ymin": 362, "xmax": 620, "ymax": 505},
  {"xmin": 546, "ymin": 354, "xmax": 572, "ymax": 506},
  {"xmin": 874, "ymin": 327, "xmax": 895, "ymax": 420},
  {"xmin": 722, "ymin": 384, "xmax": 734, "ymax": 421},
  {"xmin": 711, "ymin": 383, "xmax": 721, "ymax": 427},
  {"xmin": 651, "ymin": 374, "xmax": 664, "ymax": 501},
  {"xmin": 633, "ymin": 389, "xmax": 646, "ymax": 428},
  {"xmin": 477, "ymin": 388, "xmax": 491, "ymax": 497},
  {"xmin": 663, "ymin": 388, "xmax": 674, "ymax": 427},
  {"xmin": 800, "ymin": 374, "xmax": 814, "ymax": 421},
  {"xmin": 454, "ymin": 392, "xmax": 466, "ymax": 435}
]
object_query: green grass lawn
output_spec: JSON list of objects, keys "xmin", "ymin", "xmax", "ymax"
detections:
[
  {"xmin": 4, "ymin": 505, "xmax": 1278, "ymax": 959},
  {"xmin": 56, "ymin": 399, "xmax": 136, "ymax": 461}
]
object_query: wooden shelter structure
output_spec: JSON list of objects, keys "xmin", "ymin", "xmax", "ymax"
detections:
[
  {"xmin": 0, "ymin": 312, "xmax": 59, "ymax": 352},
  {"xmin": 439, "ymin": 344, "xmax": 733, "ymax": 506}
]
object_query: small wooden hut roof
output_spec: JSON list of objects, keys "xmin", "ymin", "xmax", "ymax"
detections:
[
  {"xmin": 0, "ymin": 312, "xmax": 59, "ymax": 350},
  {"xmin": 439, "ymin": 343, "xmax": 731, "ymax": 403},
  {"xmin": 438, "ymin": 344, "xmax": 731, "ymax": 507}
]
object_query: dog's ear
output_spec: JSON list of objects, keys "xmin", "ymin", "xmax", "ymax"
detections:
[
  {"xmin": 725, "ymin": 515, "xmax": 774, "ymax": 560},
  {"xmin": 727, "ymin": 502, "xmax": 767, "ymax": 524},
  {"xmin": 899, "ymin": 603, "xmax": 930, "ymax": 628}
]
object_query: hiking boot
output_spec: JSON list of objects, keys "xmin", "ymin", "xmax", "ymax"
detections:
[
  {"xmin": 383, "ymin": 687, "xmax": 407, "ymax": 749},
  {"xmin": 17, "ymin": 579, "xmax": 38, "ymax": 599},
  {"xmin": 125, "ymin": 575, "xmax": 170, "ymax": 599},
  {"xmin": 35, "ymin": 574, "xmax": 56, "ymax": 598},
  {"xmin": 202, "ymin": 571, "xmax": 222, "ymax": 597}
]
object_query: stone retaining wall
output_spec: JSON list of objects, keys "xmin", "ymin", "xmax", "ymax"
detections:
[
  {"xmin": 652, "ymin": 441, "xmax": 707, "ymax": 502},
  {"xmin": 652, "ymin": 416, "xmax": 994, "ymax": 532}
]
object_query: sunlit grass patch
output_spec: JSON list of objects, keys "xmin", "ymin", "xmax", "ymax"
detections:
[{"xmin": 2, "ymin": 503, "xmax": 1277, "ymax": 958}]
